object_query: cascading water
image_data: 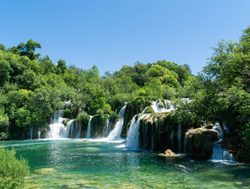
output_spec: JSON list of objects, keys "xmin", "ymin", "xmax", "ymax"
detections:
[
  {"xmin": 103, "ymin": 119, "xmax": 110, "ymax": 137},
  {"xmin": 86, "ymin": 116, "xmax": 93, "ymax": 138},
  {"xmin": 47, "ymin": 111, "xmax": 67, "ymax": 139},
  {"xmin": 178, "ymin": 124, "xmax": 182, "ymax": 153},
  {"xmin": 211, "ymin": 144, "xmax": 235, "ymax": 163},
  {"xmin": 65, "ymin": 119, "xmax": 81, "ymax": 138},
  {"xmin": 126, "ymin": 114, "xmax": 147, "ymax": 150},
  {"xmin": 38, "ymin": 130, "xmax": 41, "ymax": 139},
  {"xmin": 29, "ymin": 127, "xmax": 33, "ymax": 139},
  {"xmin": 164, "ymin": 100, "xmax": 175, "ymax": 112},
  {"xmin": 211, "ymin": 123, "xmax": 235, "ymax": 163},
  {"xmin": 107, "ymin": 105, "xmax": 126, "ymax": 141},
  {"xmin": 183, "ymin": 134, "xmax": 187, "ymax": 153},
  {"xmin": 151, "ymin": 100, "xmax": 175, "ymax": 113},
  {"xmin": 151, "ymin": 101, "xmax": 168, "ymax": 113}
]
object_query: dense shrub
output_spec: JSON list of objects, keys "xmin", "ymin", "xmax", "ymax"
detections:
[{"xmin": 0, "ymin": 148, "xmax": 29, "ymax": 189}]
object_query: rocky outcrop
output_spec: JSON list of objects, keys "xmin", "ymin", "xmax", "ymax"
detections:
[
  {"xmin": 75, "ymin": 113, "xmax": 90, "ymax": 138},
  {"xmin": 90, "ymin": 114, "xmax": 109, "ymax": 138},
  {"xmin": 138, "ymin": 113, "xmax": 191, "ymax": 153},
  {"xmin": 186, "ymin": 125, "xmax": 219, "ymax": 159}
]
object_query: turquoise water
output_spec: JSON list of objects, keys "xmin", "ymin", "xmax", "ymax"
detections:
[{"xmin": 1, "ymin": 139, "xmax": 250, "ymax": 189}]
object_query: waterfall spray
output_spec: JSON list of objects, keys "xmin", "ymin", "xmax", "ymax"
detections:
[
  {"xmin": 126, "ymin": 114, "xmax": 147, "ymax": 150},
  {"xmin": 107, "ymin": 105, "xmax": 126, "ymax": 141},
  {"xmin": 47, "ymin": 110, "xmax": 67, "ymax": 139}
]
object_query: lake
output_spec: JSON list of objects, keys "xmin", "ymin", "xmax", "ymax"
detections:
[{"xmin": 1, "ymin": 139, "xmax": 250, "ymax": 189}]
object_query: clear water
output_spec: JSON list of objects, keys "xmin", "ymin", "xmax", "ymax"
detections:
[{"xmin": 1, "ymin": 139, "xmax": 250, "ymax": 189}]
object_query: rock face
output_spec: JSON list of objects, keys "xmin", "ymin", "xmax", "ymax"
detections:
[
  {"xmin": 68, "ymin": 113, "xmax": 113, "ymax": 138},
  {"xmin": 138, "ymin": 113, "xmax": 190, "ymax": 153},
  {"xmin": 186, "ymin": 126, "xmax": 219, "ymax": 159},
  {"xmin": 90, "ymin": 114, "xmax": 109, "ymax": 138}
]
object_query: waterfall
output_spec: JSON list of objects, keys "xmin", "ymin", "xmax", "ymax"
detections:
[
  {"xmin": 170, "ymin": 131, "xmax": 174, "ymax": 148},
  {"xmin": 51, "ymin": 110, "xmax": 64, "ymax": 124},
  {"xmin": 211, "ymin": 123, "xmax": 235, "ymax": 163},
  {"xmin": 164, "ymin": 100, "xmax": 175, "ymax": 112},
  {"xmin": 86, "ymin": 116, "xmax": 93, "ymax": 138},
  {"xmin": 103, "ymin": 119, "xmax": 110, "ymax": 137},
  {"xmin": 38, "ymin": 130, "xmax": 41, "ymax": 139},
  {"xmin": 183, "ymin": 134, "xmax": 187, "ymax": 153},
  {"xmin": 107, "ymin": 105, "xmax": 126, "ymax": 141},
  {"xmin": 151, "ymin": 101, "xmax": 167, "ymax": 113},
  {"xmin": 29, "ymin": 127, "xmax": 33, "ymax": 139},
  {"xmin": 65, "ymin": 119, "xmax": 79, "ymax": 138},
  {"xmin": 178, "ymin": 124, "xmax": 182, "ymax": 153},
  {"xmin": 67, "ymin": 120, "xmax": 82, "ymax": 138},
  {"xmin": 151, "ymin": 101, "xmax": 174, "ymax": 113},
  {"xmin": 211, "ymin": 144, "xmax": 235, "ymax": 163},
  {"xmin": 47, "ymin": 111, "xmax": 67, "ymax": 139},
  {"xmin": 126, "ymin": 114, "xmax": 146, "ymax": 150}
]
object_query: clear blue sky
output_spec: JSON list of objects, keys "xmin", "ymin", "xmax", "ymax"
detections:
[{"xmin": 0, "ymin": 0, "xmax": 249, "ymax": 74}]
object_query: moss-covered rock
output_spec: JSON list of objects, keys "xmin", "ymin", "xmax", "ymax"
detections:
[
  {"xmin": 142, "ymin": 106, "xmax": 155, "ymax": 113},
  {"xmin": 138, "ymin": 113, "xmax": 192, "ymax": 153},
  {"xmin": 139, "ymin": 113, "xmax": 173, "ymax": 151},
  {"xmin": 90, "ymin": 114, "xmax": 109, "ymax": 138},
  {"xmin": 34, "ymin": 168, "xmax": 56, "ymax": 175},
  {"xmin": 75, "ymin": 112, "xmax": 89, "ymax": 138},
  {"xmin": 186, "ymin": 126, "xmax": 219, "ymax": 159}
]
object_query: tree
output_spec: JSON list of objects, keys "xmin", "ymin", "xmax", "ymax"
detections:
[
  {"xmin": 0, "ymin": 59, "xmax": 11, "ymax": 86},
  {"xmin": 56, "ymin": 59, "xmax": 67, "ymax": 74},
  {"xmin": 15, "ymin": 39, "xmax": 41, "ymax": 60}
]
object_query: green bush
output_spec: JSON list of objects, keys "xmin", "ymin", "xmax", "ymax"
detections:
[
  {"xmin": 109, "ymin": 112, "xmax": 119, "ymax": 123},
  {"xmin": 76, "ymin": 112, "xmax": 89, "ymax": 123},
  {"xmin": 0, "ymin": 148, "xmax": 29, "ymax": 189},
  {"xmin": 0, "ymin": 132, "xmax": 8, "ymax": 140},
  {"xmin": 63, "ymin": 108, "xmax": 73, "ymax": 119}
]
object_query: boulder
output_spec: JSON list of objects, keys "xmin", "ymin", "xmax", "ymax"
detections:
[
  {"xmin": 186, "ymin": 126, "xmax": 219, "ymax": 159},
  {"xmin": 138, "ymin": 113, "xmax": 191, "ymax": 153},
  {"xmin": 159, "ymin": 149, "xmax": 177, "ymax": 157},
  {"xmin": 34, "ymin": 168, "xmax": 56, "ymax": 175}
]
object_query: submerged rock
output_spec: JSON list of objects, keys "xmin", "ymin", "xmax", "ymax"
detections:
[
  {"xmin": 34, "ymin": 168, "xmax": 56, "ymax": 175},
  {"xmin": 186, "ymin": 126, "xmax": 219, "ymax": 159}
]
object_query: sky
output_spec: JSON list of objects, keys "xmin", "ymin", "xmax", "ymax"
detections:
[{"xmin": 0, "ymin": 0, "xmax": 250, "ymax": 75}]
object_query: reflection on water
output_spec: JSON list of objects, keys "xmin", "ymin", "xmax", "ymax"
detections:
[{"xmin": 1, "ymin": 139, "xmax": 250, "ymax": 189}]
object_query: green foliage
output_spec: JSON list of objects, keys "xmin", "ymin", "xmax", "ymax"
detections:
[
  {"xmin": 109, "ymin": 112, "xmax": 119, "ymax": 123},
  {"xmin": 56, "ymin": 59, "xmax": 67, "ymax": 74},
  {"xmin": 0, "ymin": 113, "xmax": 9, "ymax": 140},
  {"xmin": 76, "ymin": 112, "xmax": 89, "ymax": 124},
  {"xmin": 63, "ymin": 109, "xmax": 73, "ymax": 119},
  {"xmin": 0, "ymin": 59, "xmax": 11, "ymax": 86},
  {"xmin": 189, "ymin": 27, "xmax": 250, "ymax": 153},
  {"xmin": 0, "ymin": 39, "xmax": 194, "ymax": 139},
  {"xmin": 10, "ymin": 39, "xmax": 41, "ymax": 60},
  {"xmin": 0, "ymin": 148, "xmax": 29, "ymax": 189}
]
